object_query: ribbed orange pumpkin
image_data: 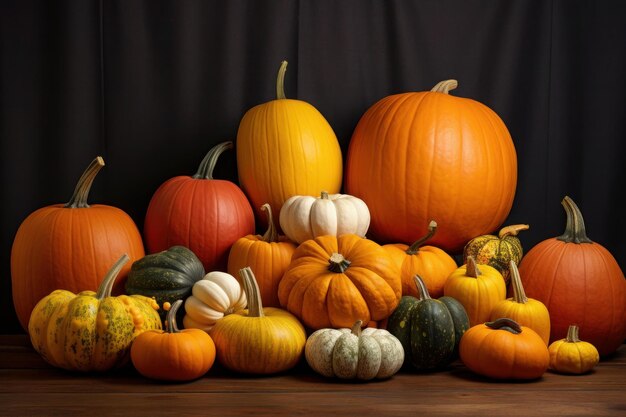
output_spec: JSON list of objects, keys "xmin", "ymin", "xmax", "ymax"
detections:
[
  {"xmin": 383, "ymin": 221, "xmax": 458, "ymax": 298},
  {"xmin": 227, "ymin": 204, "xmax": 296, "ymax": 307},
  {"xmin": 236, "ymin": 61, "xmax": 343, "ymax": 226},
  {"xmin": 519, "ymin": 196, "xmax": 626, "ymax": 356},
  {"xmin": 11, "ymin": 157, "xmax": 145, "ymax": 331},
  {"xmin": 144, "ymin": 142, "xmax": 255, "ymax": 271},
  {"xmin": 345, "ymin": 79, "xmax": 517, "ymax": 253},
  {"xmin": 278, "ymin": 234, "xmax": 402, "ymax": 330}
]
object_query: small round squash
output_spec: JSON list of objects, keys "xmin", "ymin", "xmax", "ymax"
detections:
[
  {"xmin": 463, "ymin": 224, "xmax": 528, "ymax": 285},
  {"xmin": 305, "ymin": 320, "xmax": 404, "ymax": 380},
  {"xmin": 548, "ymin": 325, "xmax": 599, "ymax": 374},
  {"xmin": 131, "ymin": 300, "xmax": 216, "ymax": 381},
  {"xmin": 460, "ymin": 318, "xmax": 550, "ymax": 380},
  {"xmin": 210, "ymin": 267, "xmax": 306, "ymax": 374},
  {"xmin": 183, "ymin": 271, "xmax": 247, "ymax": 332}
]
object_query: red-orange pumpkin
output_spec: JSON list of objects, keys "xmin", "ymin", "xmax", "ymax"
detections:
[
  {"xmin": 11, "ymin": 157, "xmax": 145, "ymax": 331},
  {"xmin": 144, "ymin": 142, "xmax": 255, "ymax": 271},
  {"xmin": 519, "ymin": 196, "xmax": 626, "ymax": 356},
  {"xmin": 345, "ymin": 79, "xmax": 517, "ymax": 253}
]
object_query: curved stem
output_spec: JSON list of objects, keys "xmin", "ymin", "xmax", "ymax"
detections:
[
  {"xmin": 430, "ymin": 79, "xmax": 458, "ymax": 94},
  {"xmin": 508, "ymin": 261, "xmax": 528, "ymax": 304},
  {"xmin": 193, "ymin": 141, "xmax": 233, "ymax": 180},
  {"xmin": 465, "ymin": 256, "xmax": 481, "ymax": 278},
  {"xmin": 320, "ymin": 191, "xmax": 330, "ymax": 200},
  {"xmin": 351, "ymin": 320, "xmax": 363, "ymax": 337},
  {"xmin": 565, "ymin": 325, "xmax": 580, "ymax": 343},
  {"xmin": 239, "ymin": 267, "xmax": 264, "ymax": 318},
  {"xmin": 96, "ymin": 254, "xmax": 130, "ymax": 300},
  {"xmin": 557, "ymin": 196, "xmax": 593, "ymax": 244},
  {"xmin": 328, "ymin": 253, "xmax": 351, "ymax": 273},
  {"xmin": 486, "ymin": 318, "xmax": 522, "ymax": 334},
  {"xmin": 406, "ymin": 220, "xmax": 438, "ymax": 255},
  {"xmin": 498, "ymin": 224, "xmax": 530, "ymax": 239},
  {"xmin": 65, "ymin": 157, "xmax": 105, "ymax": 208},
  {"xmin": 413, "ymin": 275, "xmax": 432, "ymax": 300},
  {"xmin": 165, "ymin": 300, "xmax": 183, "ymax": 333},
  {"xmin": 276, "ymin": 61, "xmax": 288, "ymax": 100},
  {"xmin": 260, "ymin": 203, "xmax": 279, "ymax": 243}
]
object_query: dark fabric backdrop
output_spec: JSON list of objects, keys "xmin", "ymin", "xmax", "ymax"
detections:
[{"xmin": 2, "ymin": 0, "xmax": 625, "ymax": 333}]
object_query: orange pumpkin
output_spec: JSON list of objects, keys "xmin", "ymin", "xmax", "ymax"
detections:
[
  {"xmin": 489, "ymin": 261, "xmax": 550, "ymax": 344},
  {"xmin": 443, "ymin": 256, "xmax": 506, "ymax": 326},
  {"xmin": 383, "ymin": 220, "xmax": 458, "ymax": 298},
  {"xmin": 278, "ymin": 234, "xmax": 401, "ymax": 330},
  {"xmin": 459, "ymin": 318, "xmax": 550, "ymax": 380},
  {"xmin": 227, "ymin": 204, "xmax": 297, "ymax": 307},
  {"xmin": 131, "ymin": 300, "xmax": 216, "ymax": 381},
  {"xmin": 345, "ymin": 79, "xmax": 517, "ymax": 253},
  {"xmin": 11, "ymin": 157, "xmax": 144, "ymax": 330},
  {"xmin": 144, "ymin": 142, "xmax": 255, "ymax": 271},
  {"xmin": 236, "ymin": 61, "xmax": 343, "ymax": 227},
  {"xmin": 519, "ymin": 196, "xmax": 626, "ymax": 356}
]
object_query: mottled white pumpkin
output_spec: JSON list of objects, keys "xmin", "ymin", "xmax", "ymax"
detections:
[
  {"xmin": 279, "ymin": 191, "xmax": 370, "ymax": 244},
  {"xmin": 183, "ymin": 271, "xmax": 247, "ymax": 332},
  {"xmin": 305, "ymin": 321, "xmax": 404, "ymax": 380}
]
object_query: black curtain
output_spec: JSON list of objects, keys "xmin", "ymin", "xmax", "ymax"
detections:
[{"xmin": 2, "ymin": 0, "xmax": 625, "ymax": 334}]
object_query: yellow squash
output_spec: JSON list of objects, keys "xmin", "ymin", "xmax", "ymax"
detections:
[
  {"xmin": 236, "ymin": 61, "xmax": 343, "ymax": 225},
  {"xmin": 28, "ymin": 254, "xmax": 162, "ymax": 372}
]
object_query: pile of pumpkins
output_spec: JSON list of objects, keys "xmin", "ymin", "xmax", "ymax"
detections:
[{"xmin": 11, "ymin": 62, "xmax": 626, "ymax": 382}]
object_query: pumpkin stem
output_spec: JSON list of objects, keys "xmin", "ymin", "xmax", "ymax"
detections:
[
  {"xmin": 413, "ymin": 275, "xmax": 432, "ymax": 300},
  {"xmin": 276, "ymin": 60, "xmax": 288, "ymax": 100},
  {"xmin": 565, "ymin": 325, "xmax": 581, "ymax": 343},
  {"xmin": 557, "ymin": 196, "xmax": 593, "ymax": 244},
  {"xmin": 498, "ymin": 224, "xmax": 530, "ymax": 239},
  {"xmin": 193, "ymin": 141, "xmax": 233, "ymax": 180},
  {"xmin": 508, "ymin": 261, "xmax": 528, "ymax": 304},
  {"xmin": 351, "ymin": 320, "xmax": 363, "ymax": 337},
  {"xmin": 430, "ymin": 79, "xmax": 458, "ymax": 94},
  {"xmin": 64, "ymin": 156, "xmax": 105, "ymax": 208},
  {"xmin": 320, "ymin": 191, "xmax": 330, "ymax": 200},
  {"xmin": 239, "ymin": 267, "xmax": 264, "ymax": 318},
  {"xmin": 465, "ymin": 256, "xmax": 482, "ymax": 278},
  {"xmin": 165, "ymin": 300, "xmax": 183, "ymax": 333},
  {"xmin": 328, "ymin": 253, "xmax": 351, "ymax": 273},
  {"xmin": 260, "ymin": 203, "xmax": 279, "ymax": 243},
  {"xmin": 96, "ymin": 254, "xmax": 130, "ymax": 300},
  {"xmin": 485, "ymin": 318, "xmax": 523, "ymax": 334},
  {"xmin": 406, "ymin": 220, "xmax": 438, "ymax": 255}
]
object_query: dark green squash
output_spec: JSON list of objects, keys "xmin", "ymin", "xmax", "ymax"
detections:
[
  {"xmin": 387, "ymin": 275, "xmax": 469, "ymax": 370},
  {"xmin": 125, "ymin": 246, "xmax": 205, "ymax": 319}
]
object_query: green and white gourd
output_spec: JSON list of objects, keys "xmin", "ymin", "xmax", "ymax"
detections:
[{"xmin": 305, "ymin": 320, "xmax": 404, "ymax": 380}]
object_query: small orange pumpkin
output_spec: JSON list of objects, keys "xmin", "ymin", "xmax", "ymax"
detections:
[
  {"xmin": 227, "ymin": 204, "xmax": 296, "ymax": 307},
  {"xmin": 278, "ymin": 234, "xmax": 401, "ymax": 330},
  {"xmin": 548, "ymin": 325, "xmax": 599, "ymax": 374},
  {"xmin": 489, "ymin": 261, "xmax": 550, "ymax": 344},
  {"xmin": 383, "ymin": 220, "xmax": 458, "ymax": 298},
  {"xmin": 131, "ymin": 300, "xmax": 216, "ymax": 381},
  {"xmin": 460, "ymin": 318, "xmax": 550, "ymax": 380},
  {"xmin": 443, "ymin": 256, "xmax": 506, "ymax": 326}
]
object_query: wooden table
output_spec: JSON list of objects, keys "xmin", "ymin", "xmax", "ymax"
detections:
[{"xmin": 1, "ymin": 335, "xmax": 625, "ymax": 416}]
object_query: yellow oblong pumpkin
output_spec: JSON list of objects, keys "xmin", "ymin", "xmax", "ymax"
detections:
[
  {"xmin": 28, "ymin": 254, "xmax": 162, "ymax": 372},
  {"xmin": 236, "ymin": 61, "xmax": 343, "ymax": 225}
]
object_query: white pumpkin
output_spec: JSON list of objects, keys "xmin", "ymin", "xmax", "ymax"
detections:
[
  {"xmin": 183, "ymin": 271, "xmax": 247, "ymax": 332},
  {"xmin": 279, "ymin": 191, "xmax": 370, "ymax": 244},
  {"xmin": 305, "ymin": 321, "xmax": 404, "ymax": 380}
]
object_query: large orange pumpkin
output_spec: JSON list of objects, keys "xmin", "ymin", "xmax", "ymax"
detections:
[
  {"xmin": 519, "ymin": 196, "xmax": 626, "ymax": 356},
  {"xmin": 236, "ymin": 61, "xmax": 343, "ymax": 226},
  {"xmin": 11, "ymin": 157, "xmax": 145, "ymax": 331},
  {"xmin": 278, "ymin": 234, "xmax": 401, "ymax": 330},
  {"xmin": 345, "ymin": 79, "xmax": 517, "ymax": 252},
  {"xmin": 144, "ymin": 142, "xmax": 255, "ymax": 272}
]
